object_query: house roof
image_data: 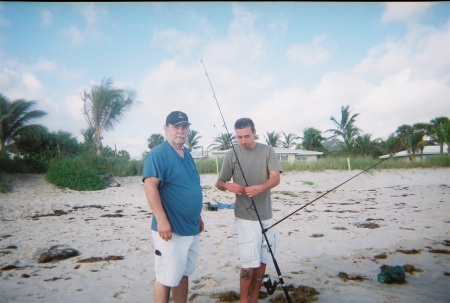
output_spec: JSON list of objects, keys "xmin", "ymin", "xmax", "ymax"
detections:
[
  {"xmin": 323, "ymin": 138, "xmax": 344, "ymax": 152},
  {"xmin": 189, "ymin": 149, "xmax": 209, "ymax": 159},
  {"xmin": 379, "ymin": 144, "xmax": 449, "ymax": 159}
]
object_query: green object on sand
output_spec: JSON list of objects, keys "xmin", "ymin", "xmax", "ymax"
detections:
[{"xmin": 378, "ymin": 265, "xmax": 406, "ymax": 284}]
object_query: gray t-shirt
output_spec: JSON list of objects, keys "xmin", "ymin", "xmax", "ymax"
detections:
[{"xmin": 218, "ymin": 143, "xmax": 282, "ymax": 221}]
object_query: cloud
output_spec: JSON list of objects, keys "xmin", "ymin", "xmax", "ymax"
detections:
[
  {"xmin": 64, "ymin": 25, "xmax": 86, "ymax": 45},
  {"xmin": 63, "ymin": 3, "xmax": 107, "ymax": 46},
  {"xmin": 268, "ymin": 18, "xmax": 288, "ymax": 34},
  {"xmin": 354, "ymin": 20, "xmax": 450, "ymax": 82},
  {"xmin": 248, "ymin": 9, "xmax": 450, "ymax": 142},
  {"xmin": 358, "ymin": 68, "xmax": 450, "ymax": 137},
  {"xmin": 202, "ymin": 4, "xmax": 266, "ymax": 67},
  {"xmin": 0, "ymin": 54, "xmax": 67, "ymax": 98},
  {"xmin": 381, "ymin": 2, "xmax": 436, "ymax": 24},
  {"xmin": 0, "ymin": 4, "xmax": 10, "ymax": 28},
  {"xmin": 1, "ymin": 2, "xmax": 448, "ymax": 160},
  {"xmin": 40, "ymin": 9, "xmax": 53, "ymax": 27},
  {"xmin": 152, "ymin": 28, "xmax": 199, "ymax": 53},
  {"xmin": 31, "ymin": 59, "xmax": 58, "ymax": 73},
  {"xmin": 285, "ymin": 35, "xmax": 332, "ymax": 67},
  {"xmin": 0, "ymin": 67, "xmax": 45, "ymax": 101},
  {"xmin": 333, "ymin": 18, "xmax": 450, "ymax": 138}
]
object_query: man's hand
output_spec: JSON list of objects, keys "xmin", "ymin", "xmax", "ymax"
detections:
[
  {"xmin": 244, "ymin": 184, "xmax": 264, "ymax": 198},
  {"xmin": 225, "ymin": 182, "xmax": 245, "ymax": 195},
  {"xmin": 157, "ymin": 218, "xmax": 172, "ymax": 241},
  {"xmin": 199, "ymin": 217, "xmax": 205, "ymax": 233}
]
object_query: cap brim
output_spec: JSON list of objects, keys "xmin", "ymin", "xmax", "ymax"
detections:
[{"xmin": 172, "ymin": 121, "xmax": 191, "ymax": 125}]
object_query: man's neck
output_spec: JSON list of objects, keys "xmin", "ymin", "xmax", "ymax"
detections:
[
  {"xmin": 241, "ymin": 142, "xmax": 257, "ymax": 149},
  {"xmin": 168, "ymin": 142, "xmax": 185, "ymax": 156}
]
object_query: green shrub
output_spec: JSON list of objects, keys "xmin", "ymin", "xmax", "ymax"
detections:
[
  {"xmin": 72, "ymin": 153, "xmax": 143, "ymax": 176},
  {"xmin": 423, "ymin": 154, "xmax": 450, "ymax": 167},
  {"xmin": 127, "ymin": 159, "xmax": 144, "ymax": 176},
  {"xmin": 0, "ymin": 172, "xmax": 12, "ymax": 193},
  {"xmin": 22, "ymin": 158, "xmax": 49, "ymax": 173},
  {"xmin": 0, "ymin": 152, "xmax": 16, "ymax": 173},
  {"xmin": 278, "ymin": 154, "xmax": 450, "ymax": 172},
  {"xmin": 46, "ymin": 157, "xmax": 107, "ymax": 191},
  {"xmin": 195, "ymin": 158, "xmax": 222, "ymax": 174}
]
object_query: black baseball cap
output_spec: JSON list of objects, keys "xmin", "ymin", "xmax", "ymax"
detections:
[{"xmin": 166, "ymin": 111, "xmax": 191, "ymax": 126}]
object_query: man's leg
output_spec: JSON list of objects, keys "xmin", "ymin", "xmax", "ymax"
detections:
[
  {"xmin": 240, "ymin": 268, "xmax": 254, "ymax": 303},
  {"xmin": 172, "ymin": 275, "xmax": 189, "ymax": 303},
  {"xmin": 249, "ymin": 263, "xmax": 266, "ymax": 303},
  {"xmin": 153, "ymin": 280, "xmax": 171, "ymax": 303}
]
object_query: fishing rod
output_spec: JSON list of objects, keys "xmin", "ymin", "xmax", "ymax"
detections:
[
  {"xmin": 264, "ymin": 154, "xmax": 396, "ymax": 232},
  {"xmin": 200, "ymin": 59, "xmax": 292, "ymax": 303}
]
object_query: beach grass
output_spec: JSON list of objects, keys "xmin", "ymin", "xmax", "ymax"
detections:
[
  {"xmin": 198, "ymin": 154, "xmax": 450, "ymax": 174},
  {"xmin": 1, "ymin": 154, "xmax": 449, "ymax": 193}
]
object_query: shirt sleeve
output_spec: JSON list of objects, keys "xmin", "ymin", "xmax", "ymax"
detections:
[
  {"xmin": 142, "ymin": 149, "xmax": 166, "ymax": 186},
  {"xmin": 218, "ymin": 150, "xmax": 234, "ymax": 182},
  {"xmin": 268, "ymin": 146, "xmax": 282, "ymax": 173}
]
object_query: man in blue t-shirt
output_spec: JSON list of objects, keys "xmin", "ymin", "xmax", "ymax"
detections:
[{"xmin": 143, "ymin": 111, "xmax": 204, "ymax": 303}]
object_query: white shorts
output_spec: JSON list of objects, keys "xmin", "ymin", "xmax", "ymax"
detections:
[
  {"xmin": 236, "ymin": 218, "xmax": 276, "ymax": 268},
  {"xmin": 151, "ymin": 230, "xmax": 200, "ymax": 287}
]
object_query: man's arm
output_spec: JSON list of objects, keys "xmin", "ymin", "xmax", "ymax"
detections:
[
  {"xmin": 143, "ymin": 176, "xmax": 172, "ymax": 241},
  {"xmin": 244, "ymin": 170, "xmax": 281, "ymax": 198},
  {"xmin": 216, "ymin": 179, "xmax": 244, "ymax": 195}
]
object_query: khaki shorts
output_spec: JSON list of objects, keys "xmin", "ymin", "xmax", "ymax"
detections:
[
  {"xmin": 151, "ymin": 231, "xmax": 200, "ymax": 287},
  {"xmin": 236, "ymin": 218, "xmax": 276, "ymax": 268}
]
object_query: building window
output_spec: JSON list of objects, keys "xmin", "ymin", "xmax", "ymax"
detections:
[
  {"xmin": 295, "ymin": 155, "xmax": 307, "ymax": 162},
  {"xmin": 277, "ymin": 154, "xmax": 289, "ymax": 162}
]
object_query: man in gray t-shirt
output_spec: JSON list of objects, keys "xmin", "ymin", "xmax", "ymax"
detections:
[{"xmin": 216, "ymin": 117, "xmax": 282, "ymax": 303}]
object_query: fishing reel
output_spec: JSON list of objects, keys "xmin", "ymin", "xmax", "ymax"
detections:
[{"xmin": 262, "ymin": 274, "xmax": 278, "ymax": 295}]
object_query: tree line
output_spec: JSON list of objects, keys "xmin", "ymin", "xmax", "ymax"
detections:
[
  {"xmin": 1, "ymin": 78, "xmax": 450, "ymax": 173},
  {"xmin": 154, "ymin": 105, "xmax": 450, "ymax": 161}
]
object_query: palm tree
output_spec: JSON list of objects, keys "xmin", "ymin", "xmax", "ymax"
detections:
[
  {"xmin": 299, "ymin": 127, "xmax": 325, "ymax": 151},
  {"xmin": 395, "ymin": 124, "xmax": 413, "ymax": 149},
  {"xmin": 0, "ymin": 94, "xmax": 47, "ymax": 151},
  {"xmin": 82, "ymin": 77, "xmax": 137, "ymax": 156},
  {"xmin": 441, "ymin": 122, "xmax": 450, "ymax": 153},
  {"xmin": 81, "ymin": 127, "xmax": 96, "ymax": 153},
  {"xmin": 394, "ymin": 124, "xmax": 426, "ymax": 160},
  {"xmin": 412, "ymin": 122, "xmax": 431, "ymax": 159},
  {"xmin": 353, "ymin": 134, "xmax": 376, "ymax": 157},
  {"xmin": 208, "ymin": 133, "xmax": 235, "ymax": 151},
  {"xmin": 413, "ymin": 122, "xmax": 431, "ymax": 134},
  {"xmin": 406, "ymin": 131, "xmax": 426, "ymax": 161},
  {"xmin": 184, "ymin": 129, "xmax": 202, "ymax": 152},
  {"xmin": 117, "ymin": 150, "xmax": 130, "ymax": 160},
  {"xmin": 326, "ymin": 105, "xmax": 361, "ymax": 152},
  {"xmin": 264, "ymin": 131, "xmax": 280, "ymax": 147},
  {"xmin": 375, "ymin": 133, "xmax": 403, "ymax": 156},
  {"xmin": 429, "ymin": 116, "xmax": 450, "ymax": 153},
  {"xmin": 147, "ymin": 133, "xmax": 165, "ymax": 149},
  {"xmin": 280, "ymin": 131, "xmax": 299, "ymax": 149}
]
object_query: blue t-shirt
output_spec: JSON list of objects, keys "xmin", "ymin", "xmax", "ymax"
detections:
[{"xmin": 142, "ymin": 141, "xmax": 203, "ymax": 236}]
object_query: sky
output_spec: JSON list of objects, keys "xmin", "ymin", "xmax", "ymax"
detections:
[{"xmin": 1, "ymin": 2, "xmax": 449, "ymax": 159}]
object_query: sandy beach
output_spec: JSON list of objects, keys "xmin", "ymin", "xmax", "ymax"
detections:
[{"xmin": 1, "ymin": 168, "xmax": 449, "ymax": 303}]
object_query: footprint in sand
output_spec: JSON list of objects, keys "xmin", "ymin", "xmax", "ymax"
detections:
[
  {"xmin": 113, "ymin": 286, "xmax": 129, "ymax": 299},
  {"xmin": 191, "ymin": 276, "xmax": 219, "ymax": 290}
]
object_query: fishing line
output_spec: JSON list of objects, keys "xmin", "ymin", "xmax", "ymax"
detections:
[
  {"xmin": 265, "ymin": 154, "xmax": 397, "ymax": 232},
  {"xmin": 201, "ymin": 59, "xmax": 292, "ymax": 303}
]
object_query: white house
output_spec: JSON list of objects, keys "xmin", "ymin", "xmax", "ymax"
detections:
[
  {"xmin": 189, "ymin": 149, "xmax": 209, "ymax": 159},
  {"xmin": 210, "ymin": 146, "xmax": 323, "ymax": 164},
  {"xmin": 379, "ymin": 144, "xmax": 449, "ymax": 161}
]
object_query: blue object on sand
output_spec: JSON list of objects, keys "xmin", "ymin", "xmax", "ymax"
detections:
[
  {"xmin": 217, "ymin": 203, "xmax": 235, "ymax": 209},
  {"xmin": 378, "ymin": 265, "xmax": 405, "ymax": 284},
  {"xmin": 205, "ymin": 203, "xmax": 235, "ymax": 210}
]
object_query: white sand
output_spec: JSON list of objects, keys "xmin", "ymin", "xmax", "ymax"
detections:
[{"xmin": 1, "ymin": 168, "xmax": 449, "ymax": 303}]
